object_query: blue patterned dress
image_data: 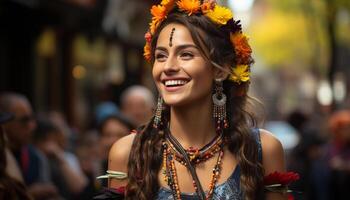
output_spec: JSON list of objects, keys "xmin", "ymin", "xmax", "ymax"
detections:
[{"xmin": 156, "ymin": 129, "xmax": 262, "ymax": 200}]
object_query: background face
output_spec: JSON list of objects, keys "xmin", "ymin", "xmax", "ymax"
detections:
[
  {"xmin": 152, "ymin": 23, "xmax": 214, "ymax": 107},
  {"xmin": 4, "ymin": 100, "xmax": 36, "ymax": 148},
  {"xmin": 101, "ymin": 118, "xmax": 129, "ymax": 145},
  {"xmin": 122, "ymin": 95, "xmax": 153, "ymax": 126}
]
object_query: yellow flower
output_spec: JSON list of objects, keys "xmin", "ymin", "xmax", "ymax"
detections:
[
  {"xmin": 144, "ymin": 42, "xmax": 152, "ymax": 61},
  {"xmin": 229, "ymin": 65, "xmax": 250, "ymax": 84},
  {"xmin": 205, "ymin": 5, "xmax": 233, "ymax": 25},
  {"xmin": 161, "ymin": 0, "xmax": 171, "ymax": 5},
  {"xmin": 177, "ymin": 0, "xmax": 201, "ymax": 15}
]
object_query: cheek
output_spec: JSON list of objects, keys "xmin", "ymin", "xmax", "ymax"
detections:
[
  {"xmin": 152, "ymin": 64, "xmax": 161, "ymax": 81},
  {"xmin": 187, "ymin": 65, "xmax": 213, "ymax": 85},
  {"xmin": 152, "ymin": 64, "xmax": 164, "ymax": 91}
]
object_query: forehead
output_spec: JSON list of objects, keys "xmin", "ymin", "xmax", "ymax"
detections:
[
  {"xmin": 11, "ymin": 99, "xmax": 32, "ymax": 116},
  {"xmin": 157, "ymin": 23, "xmax": 195, "ymax": 46}
]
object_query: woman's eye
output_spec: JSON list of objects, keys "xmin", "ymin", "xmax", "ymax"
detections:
[
  {"xmin": 155, "ymin": 53, "xmax": 167, "ymax": 61},
  {"xmin": 181, "ymin": 52, "xmax": 194, "ymax": 59}
]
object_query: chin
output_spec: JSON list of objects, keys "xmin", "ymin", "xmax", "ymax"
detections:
[{"xmin": 163, "ymin": 96, "xmax": 186, "ymax": 107}]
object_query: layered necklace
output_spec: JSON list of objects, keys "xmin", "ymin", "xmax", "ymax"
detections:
[{"xmin": 162, "ymin": 130, "xmax": 225, "ymax": 200}]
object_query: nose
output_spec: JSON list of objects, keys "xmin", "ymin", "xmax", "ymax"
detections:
[{"xmin": 163, "ymin": 55, "xmax": 180, "ymax": 75}]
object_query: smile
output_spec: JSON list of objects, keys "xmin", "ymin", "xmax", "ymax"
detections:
[{"xmin": 164, "ymin": 80, "xmax": 188, "ymax": 87}]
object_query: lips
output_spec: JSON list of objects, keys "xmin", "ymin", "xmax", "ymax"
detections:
[
  {"xmin": 164, "ymin": 79, "xmax": 188, "ymax": 87},
  {"xmin": 161, "ymin": 78, "xmax": 190, "ymax": 92}
]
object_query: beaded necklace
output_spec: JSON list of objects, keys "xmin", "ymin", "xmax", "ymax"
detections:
[
  {"xmin": 162, "ymin": 133, "xmax": 225, "ymax": 200},
  {"xmin": 167, "ymin": 133, "xmax": 224, "ymax": 165}
]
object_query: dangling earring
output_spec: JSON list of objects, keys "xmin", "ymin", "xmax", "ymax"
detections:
[
  {"xmin": 153, "ymin": 96, "xmax": 164, "ymax": 128},
  {"xmin": 212, "ymin": 80, "xmax": 228, "ymax": 132}
]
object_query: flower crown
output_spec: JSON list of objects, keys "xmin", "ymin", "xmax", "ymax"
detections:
[{"xmin": 144, "ymin": 0, "xmax": 252, "ymax": 84}]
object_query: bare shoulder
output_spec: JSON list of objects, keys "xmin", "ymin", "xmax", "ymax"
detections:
[
  {"xmin": 107, "ymin": 133, "xmax": 136, "ymax": 188},
  {"xmin": 259, "ymin": 129, "xmax": 286, "ymax": 175},
  {"xmin": 108, "ymin": 133, "xmax": 136, "ymax": 173}
]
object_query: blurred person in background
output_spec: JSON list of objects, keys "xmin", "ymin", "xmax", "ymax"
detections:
[
  {"xmin": 287, "ymin": 110, "xmax": 309, "ymax": 136},
  {"xmin": 47, "ymin": 110, "xmax": 77, "ymax": 153},
  {"xmin": 33, "ymin": 118, "xmax": 88, "ymax": 199},
  {"xmin": 286, "ymin": 110, "xmax": 330, "ymax": 200},
  {"xmin": 288, "ymin": 129, "xmax": 328, "ymax": 200},
  {"xmin": 97, "ymin": 113, "xmax": 134, "ymax": 174},
  {"xmin": 327, "ymin": 110, "xmax": 350, "ymax": 200},
  {"xmin": 0, "ymin": 111, "xmax": 32, "ymax": 200},
  {"xmin": 120, "ymin": 85, "xmax": 155, "ymax": 127},
  {"xmin": 76, "ymin": 130, "xmax": 101, "ymax": 200},
  {"xmin": 0, "ymin": 92, "xmax": 58, "ymax": 199},
  {"xmin": 95, "ymin": 101, "xmax": 134, "ymax": 186}
]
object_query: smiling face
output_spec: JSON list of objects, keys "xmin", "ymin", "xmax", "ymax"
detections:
[{"xmin": 152, "ymin": 23, "xmax": 215, "ymax": 107}]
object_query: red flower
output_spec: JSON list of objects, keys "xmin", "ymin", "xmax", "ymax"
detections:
[
  {"xmin": 144, "ymin": 32, "xmax": 152, "ymax": 43},
  {"xmin": 264, "ymin": 171, "xmax": 300, "ymax": 186}
]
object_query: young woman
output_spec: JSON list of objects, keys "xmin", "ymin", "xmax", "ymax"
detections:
[{"xmin": 97, "ymin": 1, "xmax": 298, "ymax": 199}]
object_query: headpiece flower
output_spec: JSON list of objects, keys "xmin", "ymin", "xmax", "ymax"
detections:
[
  {"xmin": 229, "ymin": 65, "xmax": 250, "ymax": 84},
  {"xmin": 143, "ymin": 42, "xmax": 151, "ymax": 61},
  {"xmin": 161, "ymin": 0, "xmax": 176, "ymax": 12},
  {"xmin": 177, "ymin": 0, "xmax": 201, "ymax": 15},
  {"xmin": 149, "ymin": 5, "xmax": 168, "ymax": 34},
  {"xmin": 201, "ymin": 1, "xmax": 215, "ymax": 14},
  {"xmin": 230, "ymin": 33, "xmax": 252, "ymax": 65},
  {"xmin": 144, "ymin": 0, "xmax": 253, "ymax": 85},
  {"xmin": 204, "ymin": 5, "xmax": 233, "ymax": 25}
]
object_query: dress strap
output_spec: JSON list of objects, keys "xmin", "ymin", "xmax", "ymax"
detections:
[
  {"xmin": 251, "ymin": 128, "xmax": 263, "ymax": 162},
  {"xmin": 97, "ymin": 170, "xmax": 128, "ymax": 180}
]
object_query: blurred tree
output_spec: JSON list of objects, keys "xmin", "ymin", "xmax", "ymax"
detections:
[
  {"xmin": 249, "ymin": 0, "xmax": 350, "ymax": 111},
  {"xmin": 251, "ymin": 0, "xmax": 350, "ymax": 81}
]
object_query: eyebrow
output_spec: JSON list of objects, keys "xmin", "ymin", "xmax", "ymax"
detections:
[{"xmin": 155, "ymin": 44, "xmax": 199, "ymax": 53}]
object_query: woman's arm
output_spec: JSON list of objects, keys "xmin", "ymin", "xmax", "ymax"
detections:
[
  {"xmin": 107, "ymin": 133, "xmax": 136, "ymax": 188},
  {"xmin": 260, "ymin": 129, "xmax": 287, "ymax": 200}
]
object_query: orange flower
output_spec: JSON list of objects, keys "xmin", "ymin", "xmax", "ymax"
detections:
[
  {"xmin": 151, "ymin": 5, "xmax": 167, "ymax": 22},
  {"xmin": 230, "ymin": 33, "xmax": 252, "ymax": 64},
  {"xmin": 144, "ymin": 42, "xmax": 152, "ymax": 61},
  {"xmin": 149, "ymin": 5, "xmax": 168, "ymax": 35},
  {"xmin": 161, "ymin": 0, "xmax": 176, "ymax": 12},
  {"xmin": 177, "ymin": 0, "xmax": 201, "ymax": 15},
  {"xmin": 149, "ymin": 20, "xmax": 157, "ymax": 35},
  {"xmin": 201, "ymin": 1, "xmax": 215, "ymax": 14}
]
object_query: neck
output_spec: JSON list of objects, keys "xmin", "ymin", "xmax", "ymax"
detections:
[{"xmin": 169, "ymin": 96, "xmax": 216, "ymax": 149}]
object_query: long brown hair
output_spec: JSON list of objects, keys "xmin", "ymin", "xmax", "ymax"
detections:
[{"xmin": 126, "ymin": 12, "xmax": 264, "ymax": 200}]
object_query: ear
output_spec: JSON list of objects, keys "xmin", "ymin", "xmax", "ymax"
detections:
[{"xmin": 213, "ymin": 64, "xmax": 230, "ymax": 81}]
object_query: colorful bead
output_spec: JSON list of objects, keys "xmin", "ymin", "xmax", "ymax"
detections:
[{"xmin": 162, "ymin": 137, "xmax": 225, "ymax": 200}]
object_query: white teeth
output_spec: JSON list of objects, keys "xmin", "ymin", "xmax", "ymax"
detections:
[{"xmin": 164, "ymin": 80, "xmax": 188, "ymax": 86}]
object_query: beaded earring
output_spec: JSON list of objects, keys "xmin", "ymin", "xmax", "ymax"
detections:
[
  {"xmin": 212, "ymin": 80, "xmax": 228, "ymax": 132},
  {"xmin": 153, "ymin": 96, "xmax": 164, "ymax": 128}
]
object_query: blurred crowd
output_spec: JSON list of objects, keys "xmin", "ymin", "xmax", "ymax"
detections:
[
  {"xmin": 1, "ymin": 87, "xmax": 350, "ymax": 200},
  {"xmin": 0, "ymin": 85, "xmax": 154, "ymax": 200},
  {"xmin": 283, "ymin": 109, "xmax": 350, "ymax": 200}
]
